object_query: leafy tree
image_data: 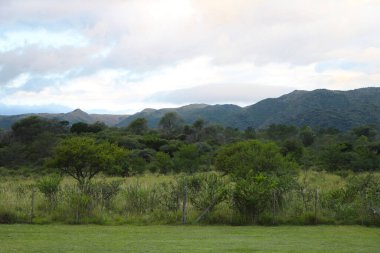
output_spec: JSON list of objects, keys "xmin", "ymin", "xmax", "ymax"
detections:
[
  {"xmin": 158, "ymin": 112, "xmax": 183, "ymax": 137},
  {"xmin": 87, "ymin": 121, "xmax": 107, "ymax": 133},
  {"xmin": 154, "ymin": 151, "xmax": 173, "ymax": 174},
  {"xmin": 70, "ymin": 122, "xmax": 89, "ymax": 134},
  {"xmin": 173, "ymin": 144, "xmax": 200, "ymax": 173},
  {"xmin": 216, "ymin": 140, "xmax": 298, "ymax": 178},
  {"xmin": 351, "ymin": 125, "xmax": 377, "ymax": 139},
  {"xmin": 281, "ymin": 139, "xmax": 304, "ymax": 161},
  {"xmin": 12, "ymin": 116, "xmax": 68, "ymax": 142},
  {"xmin": 50, "ymin": 137, "xmax": 128, "ymax": 187},
  {"xmin": 244, "ymin": 127, "xmax": 256, "ymax": 139},
  {"xmin": 127, "ymin": 118, "xmax": 148, "ymax": 135},
  {"xmin": 71, "ymin": 121, "xmax": 106, "ymax": 134},
  {"xmin": 299, "ymin": 126, "xmax": 315, "ymax": 146},
  {"xmin": 192, "ymin": 119, "xmax": 205, "ymax": 142},
  {"xmin": 216, "ymin": 140, "xmax": 298, "ymax": 222},
  {"xmin": 265, "ymin": 124, "xmax": 298, "ymax": 141}
]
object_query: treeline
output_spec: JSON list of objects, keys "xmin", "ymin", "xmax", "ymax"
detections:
[
  {"xmin": 0, "ymin": 113, "xmax": 379, "ymax": 175},
  {"xmin": 0, "ymin": 113, "xmax": 380, "ymax": 225}
]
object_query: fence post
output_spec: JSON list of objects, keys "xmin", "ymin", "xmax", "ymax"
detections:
[
  {"xmin": 182, "ymin": 185, "xmax": 187, "ymax": 225},
  {"xmin": 314, "ymin": 189, "xmax": 319, "ymax": 225},
  {"xmin": 272, "ymin": 189, "xmax": 276, "ymax": 225},
  {"xmin": 30, "ymin": 188, "xmax": 36, "ymax": 223}
]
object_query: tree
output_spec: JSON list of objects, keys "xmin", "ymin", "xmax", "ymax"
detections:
[
  {"xmin": 351, "ymin": 125, "xmax": 377, "ymax": 139},
  {"xmin": 215, "ymin": 140, "xmax": 298, "ymax": 222},
  {"xmin": 154, "ymin": 151, "xmax": 173, "ymax": 174},
  {"xmin": 70, "ymin": 121, "xmax": 107, "ymax": 134},
  {"xmin": 70, "ymin": 122, "xmax": 89, "ymax": 134},
  {"xmin": 173, "ymin": 144, "xmax": 200, "ymax": 173},
  {"xmin": 127, "ymin": 118, "xmax": 148, "ymax": 135},
  {"xmin": 12, "ymin": 116, "xmax": 68, "ymax": 142},
  {"xmin": 299, "ymin": 126, "xmax": 315, "ymax": 147},
  {"xmin": 50, "ymin": 137, "xmax": 127, "ymax": 187},
  {"xmin": 158, "ymin": 112, "xmax": 183, "ymax": 137},
  {"xmin": 216, "ymin": 140, "xmax": 298, "ymax": 178}
]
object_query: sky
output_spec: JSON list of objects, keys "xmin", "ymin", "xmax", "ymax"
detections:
[{"xmin": 1, "ymin": 0, "xmax": 380, "ymax": 115}]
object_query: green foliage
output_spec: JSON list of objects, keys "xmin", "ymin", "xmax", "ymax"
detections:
[
  {"xmin": 158, "ymin": 112, "xmax": 183, "ymax": 137},
  {"xmin": 173, "ymin": 144, "xmax": 200, "ymax": 173},
  {"xmin": 126, "ymin": 118, "xmax": 148, "ymax": 135},
  {"xmin": 232, "ymin": 173, "xmax": 277, "ymax": 222},
  {"xmin": 49, "ymin": 137, "xmax": 128, "ymax": 186},
  {"xmin": 70, "ymin": 121, "xmax": 107, "ymax": 134},
  {"xmin": 12, "ymin": 116, "xmax": 68, "ymax": 143},
  {"xmin": 216, "ymin": 140, "xmax": 298, "ymax": 222},
  {"xmin": 265, "ymin": 124, "xmax": 298, "ymax": 140},
  {"xmin": 36, "ymin": 174, "xmax": 62, "ymax": 210},
  {"xmin": 187, "ymin": 172, "xmax": 228, "ymax": 212},
  {"xmin": 124, "ymin": 181, "xmax": 159, "ymax": 214},
  {"xmin": 299, "ymin": 126, "xmax": 315, "ymax": 146},
  {"xmin": 88, "ymin": 180, "xmax": 122, "ymax": 209},
  {"xmin": 153, "ymin": 152, "xmax": 173, "ymax": 174},
  {"xmin": 216, "ymin": 140, "xmax": 298, "ymax": 178}
]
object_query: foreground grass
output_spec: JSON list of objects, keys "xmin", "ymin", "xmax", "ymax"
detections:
[{"xmin": 0, "ymin": 225, "xmax": 379, "ymax": 253}]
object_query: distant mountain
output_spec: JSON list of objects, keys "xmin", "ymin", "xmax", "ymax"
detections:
[
  {"xmin": 2, "ymin": 88, "xmax": 380, "ymax": 131},
  {"xmin": 117, "ymin": 87, "xmax": 380, "ymax": 131},
  {"xmin": 116, "ymin": 104, "xmax": 243, "ymax": 128},
  {"xmin": 0, "ymin": 109, "xmax": 128, "ymax": 130}
]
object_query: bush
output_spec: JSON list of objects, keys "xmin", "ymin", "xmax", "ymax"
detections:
[
  {"xmin": 36, "ymin": 174, "xmax": 62, "ymax": 210},
  {"xmin": 0, "ymin": 209, "xmax": 17, "ymax": 224}
]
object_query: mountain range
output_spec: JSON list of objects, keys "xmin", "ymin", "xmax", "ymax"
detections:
[
  {"xmin": 1, "ymin": 87, "xmax": 380, "ymax": 131},
  {"xmin": 0, "ymin": 109, "xmax": 128, "ymax": 130}
]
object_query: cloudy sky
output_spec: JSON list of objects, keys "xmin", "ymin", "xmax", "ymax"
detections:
[{"xmin": 1, "ymin": 0, "xmax": 380, "ymax": 115}]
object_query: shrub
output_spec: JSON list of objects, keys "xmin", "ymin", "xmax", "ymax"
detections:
[{"xmin": 36, "ymin": 174, "xmax": 62, "ymax": 210}]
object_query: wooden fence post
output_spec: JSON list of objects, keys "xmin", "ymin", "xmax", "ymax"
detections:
[
  {"xmin": 30, "ymin": 188, "xmax": 36, "ymax": 223},
  {"xmin": 182, "ymin": 185, "xmax": 187, "ymax": 225},
  {"xmin": 314, "ymin": 189, "xmax": 319, "ymax": 225},
  {"xmin": 272, "ymin": 190, "xmax": 276, "ymax": 225}
]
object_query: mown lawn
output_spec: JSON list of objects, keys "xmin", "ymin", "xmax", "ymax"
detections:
[{"xmin": 0, "ymin": 225, "xmax": 379, "ymax": 253}]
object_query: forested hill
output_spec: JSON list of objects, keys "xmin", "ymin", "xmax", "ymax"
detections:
[
  {"xmin": 0, "ymin": 109, "xmax": 128, "ymax": 130},
  {"xmin": 1, "ymin": 87, "xmax": 380, "ymax": 131},
  {"xmin": 117, "ymin": 87, "xmax": 380, "ymax": 131}
]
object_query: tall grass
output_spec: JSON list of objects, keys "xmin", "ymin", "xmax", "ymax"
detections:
[{"xmin": 0, "ymin": 171, "xmax": 379, "ymax": 226}]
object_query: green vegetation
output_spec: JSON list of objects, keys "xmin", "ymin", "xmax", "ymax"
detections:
[
  {"xmin": 1, "ymin": 225, "xmax": 379, "ymax": 253},
  {"xmin": 0, "ymin": 108, "xmax": 379, "ymax": 226},
  {"xmin": 117, "ymin": 88, "xmax": 380, "ymax": 131}
]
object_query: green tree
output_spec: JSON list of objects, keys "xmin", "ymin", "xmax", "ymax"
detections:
[
  {"xmin": 216, "ymin": 140, "xmax": 298, "ymax": 222},
  {"xmin": 173, "ymin": 144, "xmax": 200, "ymax": 173},
  {"xmin": 216, "ymin": 140, "xmax": 297, "ymax": 178},
  {"xmin": 50, "ymin": 137, "xmax": 128, "ymax": 187},
  {"xmin": 12, "ymin": 116, "xmax": 68, "ymax": 142},
  {"xmin": 70, "ymin": 122, "xmax": 89, "ymax": 134},
  {"xmin": 299, "ymin": 126, "xmax": 315, "ymax": 147},
  {"xmin": 127, "ymin": 118, "xmax": 148, "ymax": 135},
  {"xmin": 154, "ymin": 151, "xmax": 173, "ymax": 174},
  {"xmin": 158, "ymin": 112, "xmax": 183, "ymax": 137}
]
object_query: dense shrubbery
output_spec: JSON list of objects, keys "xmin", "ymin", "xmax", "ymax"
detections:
[
  {"xmin": 0, "ymin": 172, "xmax": 379, "ymax": 225},
  {"xmin": 0, "ymin": 114, "xmax": 379, "ymax": 225}
]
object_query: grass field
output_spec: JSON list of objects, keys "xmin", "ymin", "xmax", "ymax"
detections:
[{"xmin": 0, "ymin": 225, "xmax": 379, "ymax": 253}]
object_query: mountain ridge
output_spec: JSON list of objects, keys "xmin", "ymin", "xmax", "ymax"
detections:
[{"xmin": 1, "ymin": 87, "xmax": 380, "ymax": 131}]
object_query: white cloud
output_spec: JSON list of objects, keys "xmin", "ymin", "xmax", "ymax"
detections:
[
  {"xmin": 0, "ymin": 29, "xmax": 88, "ymax": 52},
  {"xmin": 0, "ymin": 0, "xmax": 380, "ymax": 113}
]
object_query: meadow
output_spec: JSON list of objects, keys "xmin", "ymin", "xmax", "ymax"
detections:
[{"xmin": 1, "ymin": 225, "xmax": 379, "ymax": 253}]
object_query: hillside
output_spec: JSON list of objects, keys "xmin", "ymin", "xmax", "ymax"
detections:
[
  {"xmin": 2, "ymin": 88, "xmax": 380, "ymax": 131},
  {"xmin": 0, "ymin": 109, "xmax": 128, "ymax": 130},
  {"xmin": 117, "ymin": 87, "xmax": 380, "ymax": 131}
]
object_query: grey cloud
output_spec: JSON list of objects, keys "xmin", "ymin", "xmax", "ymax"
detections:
[
  {"xmin": 0, "ymin": 103, "xmax": 72, "ymax": 115},
  {"xmin": 1, "ymin": 0, "xmax": 380, "ymax": 76},
  {"xmin": 0, "ymin": 45, "xmax": 104, "ymax": 83},
  {"xmin": 148, "ymin": 83, "xmax": 295, "ymax": 105}
]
